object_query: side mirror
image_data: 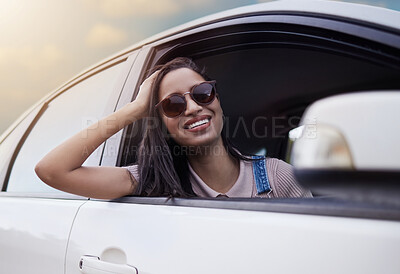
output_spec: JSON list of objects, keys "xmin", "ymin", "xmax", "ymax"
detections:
[{"xmin": 290, "ymin": 92, "xmax": 400, "ymax": 204}]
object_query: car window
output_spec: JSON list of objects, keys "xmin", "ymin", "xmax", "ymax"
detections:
[
  {"xmin": 6, "ymin": 61, "xmax": 126, "ymax": 193},
  {"xmin": 0, "ymin": 105, "xmax": 44, "ymax": 190}
]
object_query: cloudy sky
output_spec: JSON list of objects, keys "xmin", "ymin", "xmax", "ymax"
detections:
[{"xmin": 0, "ymin": 0, "xmax": 399, "ymax": 134}]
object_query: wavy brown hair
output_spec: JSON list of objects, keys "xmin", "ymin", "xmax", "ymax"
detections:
[{"xmin": 135, "ymin": 57, "xmax": 253, "ymax": 197}]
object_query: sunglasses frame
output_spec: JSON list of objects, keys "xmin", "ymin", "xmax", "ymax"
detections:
[{"xmin": 155, "ymin": 80, "xmax": 217, "ymax": 118}]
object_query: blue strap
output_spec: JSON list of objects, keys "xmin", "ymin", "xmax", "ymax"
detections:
[{"xmin": 252, "ymin": 156, "xmax": 272, "ymax": 195}]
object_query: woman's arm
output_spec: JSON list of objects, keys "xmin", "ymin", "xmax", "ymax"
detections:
[{"xmin": 35, "ymin": 71, "xmax": 157, "ymax": 199}]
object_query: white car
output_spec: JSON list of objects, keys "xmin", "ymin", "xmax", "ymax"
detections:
[{"xmin": 1, "ymin": 1, "xmax": 399, "ymax": 273}]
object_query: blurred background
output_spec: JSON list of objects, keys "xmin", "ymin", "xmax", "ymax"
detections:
[{"xmin": 1, "ymin": 0, "xmax": 399, "ymax": 135}]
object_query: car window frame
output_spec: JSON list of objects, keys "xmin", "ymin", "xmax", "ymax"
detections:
[
  {"xmin": 147, "ymin": 13, "xmax": 400, "ymax": 62},
  {"xmin": 97, "ymin": 196, "xmax": 400, "ymax": 221}
]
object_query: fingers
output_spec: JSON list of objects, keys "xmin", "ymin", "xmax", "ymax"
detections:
[
  {"xmin": 131, "ymin": 70, "xmax": 161, "ymax": 118},
  {"xmin": 138, "ymin": 71, "xmax": 158, "ymax": 98},
  {"xmin": 141, "ymin": 70, "xmax": 160, "ymax": 88},
  {"xmin": 148, "ymin": 70, "xmax": 160, "ymax": 80}
]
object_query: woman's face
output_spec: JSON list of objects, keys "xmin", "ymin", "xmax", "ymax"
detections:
[{"xmin": 157, "ymin": 68, "xmax": 224, "ymax": 148}]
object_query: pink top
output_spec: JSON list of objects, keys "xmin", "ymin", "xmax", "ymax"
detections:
[{"xmin": 123, "ymin": 158, "xmax": 312, "ymax": 198}]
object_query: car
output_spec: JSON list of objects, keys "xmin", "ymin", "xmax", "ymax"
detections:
[{"xmin": 1, "ymin": 0, "xmax": 399, "ymax": 273}]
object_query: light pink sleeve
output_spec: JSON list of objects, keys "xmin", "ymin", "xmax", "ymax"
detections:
[{"xmin": 122, "ymin": 164, "xmax": 140, "ymax": 185}]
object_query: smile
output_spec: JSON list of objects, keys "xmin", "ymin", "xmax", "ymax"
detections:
[
  {"xmin": 183, "ymin": 115, "xmax": 212, "ymax": 131},
  {"xmin": 187, "ymin": 118, "xmax": 210, "ymax": 129}
]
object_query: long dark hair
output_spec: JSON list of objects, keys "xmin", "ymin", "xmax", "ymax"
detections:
[{"xmin": 135, "ymin": 57, "xmax": 253, "ymax": 197}]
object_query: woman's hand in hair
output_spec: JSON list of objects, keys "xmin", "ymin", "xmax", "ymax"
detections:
[{"xmin": 132, "ymin": 70, "xmax": 160, "ymax": 118}]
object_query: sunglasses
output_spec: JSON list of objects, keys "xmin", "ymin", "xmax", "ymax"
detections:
[{"xmin": 155, "ymin": 80, "xmax": 217, "ymax": 118}]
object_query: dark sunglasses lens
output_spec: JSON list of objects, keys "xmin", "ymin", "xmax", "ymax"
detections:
[
  {"xmin": 193, "ymin": 83, "xmax": 215, "ymax": 104},
  {"xmin": 162, "ymin": 95, "xmax": 185, "ymax": 117}
]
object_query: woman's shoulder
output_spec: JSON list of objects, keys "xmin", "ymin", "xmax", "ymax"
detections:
[
  {"xmin": 265, "ymin": 157, "xmax": 292, "ymax": 174},
  {"xmin": 263, "ymin": 157, "xmax": 312, "ymax": 198}
]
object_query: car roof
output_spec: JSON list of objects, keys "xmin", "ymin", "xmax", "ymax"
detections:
[
  {"xmin": 93, "ymin": 0, "xmax": 399, "ymax": 70},
  {"xmin": 123, "ymin": 0, "xmax": 400, "ymax": 52}
]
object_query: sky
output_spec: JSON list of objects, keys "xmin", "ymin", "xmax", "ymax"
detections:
[{"xmin": 0, "ymin": 0, "xmax": 399, "ymax": 134}]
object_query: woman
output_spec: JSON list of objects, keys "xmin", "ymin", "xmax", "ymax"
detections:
[{"xmin": 35, "ymin": 57, "xmax": 311, "ymax": 199}]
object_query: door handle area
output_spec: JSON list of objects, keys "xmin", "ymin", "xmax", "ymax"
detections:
[{"xmin": 79, "ymin": 255, "xmax": 138, "ymax": 274}]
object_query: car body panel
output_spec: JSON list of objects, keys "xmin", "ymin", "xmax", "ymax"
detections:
[
  {"xmin": 65, "ymin": 200, "xmax": 400, "ymax": 274},
  {"xmin": 0, "ymin": 197, "xmax": 86, "ymax": 273}
]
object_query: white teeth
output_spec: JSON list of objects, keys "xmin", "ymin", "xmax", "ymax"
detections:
[{"xmin": 188, "ymin": 119, "xmax": 209, "ymax": 129}]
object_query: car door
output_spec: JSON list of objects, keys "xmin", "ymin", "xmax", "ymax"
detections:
[
  {"xmin": 0, "ymin": 52, "xmax": 135, "ymax": 274},
  {"xmin": 65, "ymin": 7, "xmax": 400, "ymax": 274}
]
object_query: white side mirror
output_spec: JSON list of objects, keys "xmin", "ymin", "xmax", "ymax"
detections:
[{"xmin": 290, "ymin": 91, "xmax": 400, "ymax": 202}]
